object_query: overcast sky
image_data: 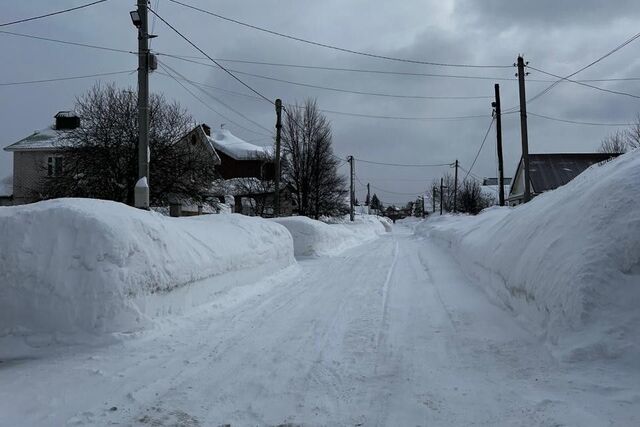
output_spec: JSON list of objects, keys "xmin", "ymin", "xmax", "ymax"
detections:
[{"xmin": 2, "ymin": 0, "xmax": 639, "ymax": 205}]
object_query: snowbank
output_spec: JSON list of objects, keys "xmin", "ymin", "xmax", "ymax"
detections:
[
  {"xmin": 416, "ymin": 151, "xmax": 640, "ymax": 364},
  {"xmin": 272, "ymin": 214, "xmax": 390, "ymax": 257},
  {"xmin": 0, "ymin": 199, "xmax": 294, "ymax": 337}
]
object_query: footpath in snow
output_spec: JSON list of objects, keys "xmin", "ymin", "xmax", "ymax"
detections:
[{"xmin": 417, "ymin": 149, "xmax": 640, "ymax": 366}]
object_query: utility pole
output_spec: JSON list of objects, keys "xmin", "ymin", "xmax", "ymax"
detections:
[
  {"xmin": 432, "ymin": 186, "xmax": 436, "ymax": 213},
  {"xmin": 440, "ymin": 177, "xmax": 444, "ymax": 215},
  {"xmin": 516, "ymin": 55, "xmax": 531, "ymax": 203},
  {"xmin": 348, "ymin": 156, "xmax": 355, "ymax": 221},
  {"xmin": 422, "ymin": 194, "xmax": 426, "ymax": 218},
  {"xmin": 134, "ymin": 0, "xmax": 150, "ymax": 209},
  {"xmin": 493, "ymin": 83, "xmax": 505, "ymax": 206},
  {"xmin": 274, "ymin": 99, "xmax": 282, "ymax": 217},
  {"xmin": 366, "ymin": 183, "xmax": 370, "ymax": 206},
  {"xmin": 453, "ymin": 159, "xmax": 459, "ymax": 213}
]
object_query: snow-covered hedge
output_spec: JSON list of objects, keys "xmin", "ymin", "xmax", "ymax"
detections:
[
  {"xmin": 417, "ymin": 151, "xmax": 640, "ymax": 363},
  {"xmin": 0, "ymin": 199, "xmax": 294, "ymax": 336},
  {"xmin": 272, "ymin": 214, "xmax": 390, "ymax": 257}
]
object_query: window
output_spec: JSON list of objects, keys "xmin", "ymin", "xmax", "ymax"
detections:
[{"xmin": 47, "ymin": 156, "xmax": 63, "ymax": 177}]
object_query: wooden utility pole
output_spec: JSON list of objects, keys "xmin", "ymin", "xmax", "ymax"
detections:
[
  {"xmin": 134, "ymin": 0, "xmax": 150, "ymax": 209},
  {"xmin": 432, "ymin": 186, "xmax": 436, "ymax": 213},
  {"xmin": 453, "ymin": 159, "xmax": 459, "ymax": 213},
  {"xmin": 493, "ymin": 84, "xmax": 505, "ymax": 206},
  {"xmin": 366, "ymin": 183, "xmax": 370, "ymax": 206},
  {"xmin": 348, "ymin": 156, "xmax": 354, "ymax": 221},
  {"xmin": 439, "ymin": 177, "xmax": 444, "ymax": 215},
  {"xmin": 274, "ymin": 99, "xmax": 282, "ymax": 217},
  {"xmin": 517, "ymin": 55, "xmax": 531, "ymax": 203}
]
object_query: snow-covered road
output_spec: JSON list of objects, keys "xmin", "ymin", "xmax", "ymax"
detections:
[{"xmin": 1, "ymin": 223, "xmax": 638, "ymax": 426}]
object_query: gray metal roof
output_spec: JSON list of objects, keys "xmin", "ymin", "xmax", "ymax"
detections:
[
  {"xmin": 482, "ymin": 177, "xmax": 512, "ymax": 186},
  {"xmin": 527, "ymin": 153, "xmax": 618, "ymax": 193},
  {"xmin": 4, "ymin": 126, "xmax": 68, "ymax": 152}
]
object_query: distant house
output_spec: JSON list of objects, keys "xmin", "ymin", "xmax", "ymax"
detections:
[
  {"xmin": 481, "ymin": 177, "xmax": 512, "ymax": 204},
  {"xmin": 207, "ymin": 126, "xmax": 274, "ymax": 180},
  {"xmin": 0, "ymin": 175, "xmax": 13, "ymax": 206},
  {"xmin": 3, "ymin": 111, "xmax": 78, "ymax": 205},
  {"xmin": 508, "ymin": 153, "xmax": 619, "ymax": 205}
]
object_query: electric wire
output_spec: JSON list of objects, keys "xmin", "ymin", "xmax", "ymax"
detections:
[
  {"xmin": 165, "ymin": 0, "xmax": 511, "ymax": 69},
  {"xmin": 160, "ymin": 60, "xmax": 273, "ymax": 134},
  {"xmin": 158, "ymin": 55, "xmax": 493, "ymax": 100},
  {"xmin": 0, "ymin": 70, "xmax": 135, "ymax": 86},
  {"xmin": 462, "ymin": 118, "xmax": 495, "ymax": 182},
  {"xmin": 527, "ymin": 111, "xmax": 636, "ymax": 127},
  {"xmin": 158, "ymin": 62, "xmax": 271, "ymax": 137},
  {"xmin": 527, "ymin": 65, "xmax": 640, "ymax": 100},
  {"xmin": 147, "ymin": 6, "xmax": 274, "ymax": 105},
  {"xmin": 0, "ymin": 0, "xmax": 109, "ymax": 27},
  {"xmin": 0, "ymin": 29, "xmax": 135, "ymax": 54}
]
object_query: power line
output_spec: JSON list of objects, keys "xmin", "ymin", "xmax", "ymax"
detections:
[
  {"xmin": 147, "ymin": 6, "xmax": 274, "ymax": 105},
  {"xmin": 160, "ymin": 60, "xmax": 273, "ymax": 134},
  {"xmin": 463, "ymin": 118, "xmax": 495, "ymax": 182},
  {"xmin": 158, "ymin": 54, "xmax": 493, "ymax": 100},
  {"xmin": 0, "ymin": 70, "xmax": 135, "ymax": 86},
  {"xmin": 153, "ymin": 52, "xmax": 640, "ymax": 83},
  {"xmin": 165, "ymin": 0, "xmax": 511, "ymax": 69},
  {"xmin": 527, "ymin": 111, "xmax": 635, "ymax": 127},
  {"xmin": 526, "ymin": 31, "xmax": 640, "ymax": 104},
  {"xmin": 158, "ymin": 62, "xmax": 271, "ymax": 137},
  {"xmin": 0, "ymin": 0, "xmax": 109, "ymax": 27},
  {"xmin": 321, "ymin": 109, "xmax": 489, "ymax": 121},
  {"xmin": 353, "ymin": 158, "xmax": 453, "ymax": 167},
  {"xmin": 527, "ymin": 65, "xmax": 640, "ymax": 100},
  {"xmin": 369, "ymin": 183, "xmax": 423, "ymax": 196},
  {"xmin": 0, "ymin": 29, "xmax": 134, "ymax": 54}
]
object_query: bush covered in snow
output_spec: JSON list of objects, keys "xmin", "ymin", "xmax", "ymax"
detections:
[
  {"xmin": 417, "ymin": 151, "xmax": 640, "ymax": 363},
  {"xmin": 272, "ymin": 214, "xmax": 390, "ymax": 257},
  {"xmin": 0, "ymin": 199, "xmax": 294, "ymax": 337}
]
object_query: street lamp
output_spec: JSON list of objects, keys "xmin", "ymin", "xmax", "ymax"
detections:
[{"xmin": 129, "ymin": 10, "xmax": 141, "ymax": 27}]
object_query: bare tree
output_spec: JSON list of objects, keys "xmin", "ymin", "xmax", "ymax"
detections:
[
  {"xmin": 41, "ymin": 84, "xmax": 218, "ymax": 205},
  {"xmin": 281, "ymin": 98, "xmax": 348, "ymax": 218},
  {"xmin": 599, "ymin": 130, "xmax": 628, "ymax": 154},
  {"xmin": 457, "ymin": 179, "xmax": 493, "ymax": 214}
]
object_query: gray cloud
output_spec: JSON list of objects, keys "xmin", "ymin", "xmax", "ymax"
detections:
[{"xmin": 2, "ymin": 0, "xmax": 639, "ymax": 205}]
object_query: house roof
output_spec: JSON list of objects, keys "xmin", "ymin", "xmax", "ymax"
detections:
[
  {"xmin": 4, "ymin": 126, "xmax": 68, "ymax": 152},
  {"xmin": 482, "ymin": 177, "xmax": 512, "ymax": 186},
  {"xmin": 207, "ymin": 128, "xmax": 271, "ymax": 161},
  {"xmin": 511, "ymin": 153, "xmax": 619, "ymax": 195}
]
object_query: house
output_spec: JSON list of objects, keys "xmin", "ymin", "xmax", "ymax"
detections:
[
  {"xmin": 0, "ymin": 175, "xmax": 13, "ymax": 206},
  {"xmin": 508, "ymin": 153, "xmax": 619, "ymax": 205},
  {"xmin": 3, "ymin": 111, "xmax": 78, "ymax": 205},
  {"xmin": 481, "ymin": 177, "xmax": 512, "ymax": 204},
  {"xmin": 207, "ymin": 126, "xmax": 274, "ymax": 180}
]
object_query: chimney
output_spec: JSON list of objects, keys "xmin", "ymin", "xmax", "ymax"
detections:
[
  {"xmin": 54, "ymin": 111, "xmax": 80, "ymax": 130},
  {"xmin": 201, "ymin": 123, "xmax": 211, "ymax": 136}
]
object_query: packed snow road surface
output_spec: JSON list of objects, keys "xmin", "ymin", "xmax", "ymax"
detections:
[{"xmin": 1, "ymin": 224, "xmax": 638, "ymax": 426}]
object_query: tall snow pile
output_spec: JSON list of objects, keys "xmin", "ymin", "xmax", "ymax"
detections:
[
  {"xmin": 272, "ymin": 215, "xmax": 390, "ymax": 257},
  {"xmin": 417, "ymin": 151, "xmax": 640, "ymax": 364},
  {"xmin": 0, "ymin": 199, "xmax": 294, "ymax": 336}
]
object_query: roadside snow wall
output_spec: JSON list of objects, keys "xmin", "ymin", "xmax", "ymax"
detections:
[
  {"xmin": 0, "ymin": 199, "xmax": 294, "ymax": 336},
  {"xmin": 272, "ymin": 215, "xmax": 390, "ymax": 257},
  {"xmin": 417, "ymin": 150, "xmax": 640, "ymax": 364}
]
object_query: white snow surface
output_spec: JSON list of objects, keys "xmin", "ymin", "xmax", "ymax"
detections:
[
  {"xmin": 207, "ymin": 128, "xmax": 271, "ymax": 160},
  {"xmin": 417, "ymin": 149, "xmax": 640, "ymax": 364},
  {"xmin": 0, "ymin": 198, "xmax": 294, "ymax": 337},
  {"xmin": 272, "ymin": 214, "xmax": 391, "ymax": 257}
]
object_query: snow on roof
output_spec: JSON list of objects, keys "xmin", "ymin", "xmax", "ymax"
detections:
[
  {"xmin": 207, "ymin": 128, "xmax": 271, "ymax": 160},
  {"xmin": 4, "ymin": 126, "xmax": 69, "ymax": 152}
]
